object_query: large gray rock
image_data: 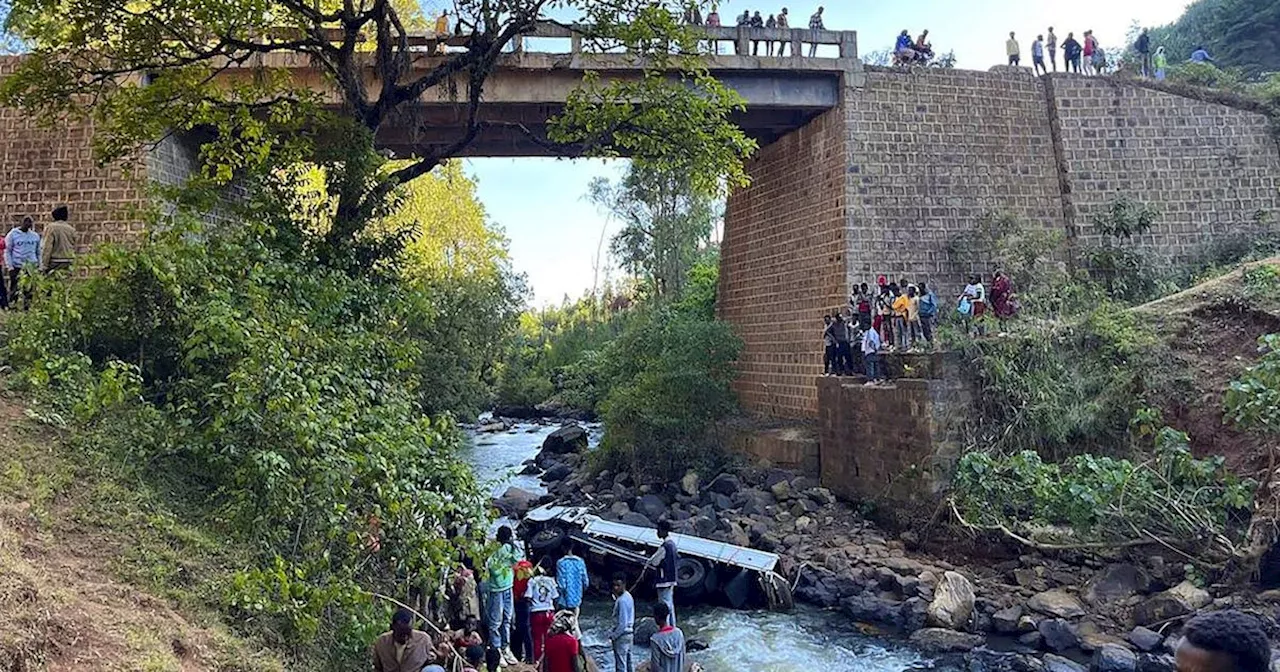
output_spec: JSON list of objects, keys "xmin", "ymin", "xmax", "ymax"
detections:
[
  {"xmin": 680, "ymin": 471, "xmax": 701, "ymax": 497},
  {"xmin": 1042, "ymin": 654, "xmax": 1088, "ymax": 672},
  {"xmin": 909, "ymin": 628, "xmax": 984, "ymax": 653},
  {"xmin": 927, "ymin": 571, "xmax": 976, "ymax": 630},
  {"xmin": 493, "ymin": 487, "xmax": 539, "ymax": 517},
  {"xmin": 635, "ymin": 494, "xmax": 668, "ymax": 522},
  {"xmin": 706, "ymin": 473, "xmax": 742, "ymax": 496},
  {"xmin": 543, "ymin": 463, "xmax": 573, "ymax": 482},
  {"xmin": 1093, "ymin": 645, "xmax": 1138, "ymax": 672},
  {"xmin": 1127, "ymin": 627, "xmax": 1163, "ymax": 652},
  {"xmin": 1084, "ymin": 564, "xmax": 1150, "ymax": 607},
  {"xmin": 633, "ymin": 617, "xmax": 658, "ymax": 645},
  {"xmin": 770, "ymin": 479, "xmax": 793, "ymax": 501},
  {"xmin": 620, "ymin": 512, "xmax": 655, "ymax": 528},
  {"xmin": 541, "ymin": 424, "xmax": 588, "ymax": 454},
  {"xmin": 1029, "ymin": 590, "xmax": 1088, "ymax": 619},
  {"xmin": 993, "ymin": 605, "xmax": 1027, "ymax": 634},
  {"xmin": 1135, "ymin": 653, "xmax": 1176, "ymax": 672},
  {"xmin": 1132, "ymin": 581, "xmax": 1211, "ymax": 626},
  {"xmin": 1039, "ymin": 618, "xmax": 1081, "ymax": 652}
]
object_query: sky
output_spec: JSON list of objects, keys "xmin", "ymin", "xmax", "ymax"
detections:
[{"xmin": 464, "ymin": 0, "xmax": 1192, "ymax": 306}]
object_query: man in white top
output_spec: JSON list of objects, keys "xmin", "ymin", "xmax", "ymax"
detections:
[
  {"xmin": 861, "ymin": 325, "xmax": 883, "ymax": 385},
  {"xmin": 525, "ymin": 562, "xmax": 559, "ymax": 661}
]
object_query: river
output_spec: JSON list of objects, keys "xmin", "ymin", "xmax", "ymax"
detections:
[{"xmin": 461, "ymin": 422, "xmax": 948, "ymax": 672}]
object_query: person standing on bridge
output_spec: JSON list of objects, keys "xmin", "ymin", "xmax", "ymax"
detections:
[
  {"xmin": 775, "ymin": 7, "xmax": 790, "ymax": 56},
  {"xmin": 1006, "ymin": 31, "xmax": 1021, "ymax": 66},
  {"xmin": 822, "ymin": 314, "xmax": 836, "ymax": 375},
  {"xmin": 1063, "ymin": 32, "xmax": 1082, "ymax": 73},
  {"xmin": 861, "ymin": 320, "xmax": 883, "ymax": 384},
  {"xmin": 643, "ymin": 520, "xmax": 680, "ymax": 626},
  {"xmin": 765, "ymin": 14, "xmax": 777, "ymax": 56},
  {"xmin": 750, "ymin": 11, "xmax": 764, "ymax": 56},
  {"xmin": 1032, "ymin": 35, "xmax": 1047, "ymax": 75},
  {"xmin": 807, "ymin": 6, "xmax": 825, "ymax": 57},
  {"xmin": 1047, "ymin": 27, "xmax": 1058, "ymax": 71},
  {"xmin": 705, "ymin": 5, "xmax": 721, "ymax": 54}
]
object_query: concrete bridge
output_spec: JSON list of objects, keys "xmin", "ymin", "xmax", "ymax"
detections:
[{"xmin": 217, "ymin": 21, "xmax": 863, "ymax": 157}]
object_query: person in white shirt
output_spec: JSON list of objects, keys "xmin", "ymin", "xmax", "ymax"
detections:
[
  {"xmin": 525, "ymin": 562, "xmax": 559, "ymax": 661},
  {"xmin": 861, "ymin": 326, "xmax": 883, "ymax": 385}
]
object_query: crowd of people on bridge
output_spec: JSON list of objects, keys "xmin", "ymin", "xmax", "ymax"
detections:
[
  {"xmin": 374, "ymin": 523, "xmax": 688, "ymax": 672},
  {"xmin": 1, "ymin": 206, "xmax": 78, "ymax": 311},
  {"xmin": 1002, "ymin": 26, "xmax": 1213, "ymax": 80},
  {"xmin": 680, "ymin": 4, "xmax": 831, "ymax": 57},
  {"xmin": 822, "ymin": 272, "xmax": 1018, "ymax": 383}
]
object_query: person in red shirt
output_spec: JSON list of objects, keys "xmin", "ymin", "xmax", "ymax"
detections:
[
  {"xmin": 512, "ymin": 558, "xmax": 535, "ymax": 662},
  {"xmin": 540, "ymin": 611, "xmax": 583, "ymax": 672}
]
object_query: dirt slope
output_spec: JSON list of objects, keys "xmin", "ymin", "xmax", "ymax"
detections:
[{"xmin": 0, "ymin": 393, "xmax": 283, "ymax": 672}]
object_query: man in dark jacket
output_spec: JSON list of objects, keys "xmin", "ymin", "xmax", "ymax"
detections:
[
  {"xmin": 644, "ymin": 520, "xmax": 679, "ymax": 626},
  {"xmin": 1135, "ymin": 29, "xmax": 1151, "ymax": 76},
  {"xmin": 1063, "ymin": 33, "xmax": 1082, "ymax": 73}
]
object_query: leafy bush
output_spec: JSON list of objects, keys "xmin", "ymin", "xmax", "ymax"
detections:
[
  {"xmin": 4, "ymin": 216, "xmax": 488, "ymax": 668},
  {"xmin": 1225, "ymin": 333, "xmax": 1280, "ymax": 435},
  {"xmin": 953, "ymin": 426, "xmax": 1256, "ymax": 563}
]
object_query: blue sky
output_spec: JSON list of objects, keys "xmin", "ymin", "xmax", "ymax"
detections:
[{"xmin": 459, "ymin": 0, "xmax": 1191, "ymax": 306}]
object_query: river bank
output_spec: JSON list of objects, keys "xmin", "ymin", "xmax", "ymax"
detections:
[{"xmin": 503, "ymin": 421, "xmax": 1280, "ymax": 672}]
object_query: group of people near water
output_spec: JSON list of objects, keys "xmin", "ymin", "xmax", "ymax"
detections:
[
  {"xmin": 0, "ymin": 206, "xmax": 78, "ymax": 311},
  {"xmin": 822, "ymin": 272, "xmax": 1018, "ymax": 382},
  {"xmin": 374, "ymin": 522, "xmax": 687, "ymax": 672}
]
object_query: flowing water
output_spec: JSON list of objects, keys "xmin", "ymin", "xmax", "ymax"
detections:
[{"xmin": 461, "ymin": 421, "xmax": 948, "ymax": 672}]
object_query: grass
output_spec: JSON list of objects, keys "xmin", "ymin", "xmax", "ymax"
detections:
[{"xmin": 0, "ymin": 384, "xmax": 288, "ymax": 672}]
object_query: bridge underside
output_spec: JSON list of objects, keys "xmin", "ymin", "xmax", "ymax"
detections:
[{"xmin": 374, "ymin": 103, "xmax": 831, "ymax": 157}]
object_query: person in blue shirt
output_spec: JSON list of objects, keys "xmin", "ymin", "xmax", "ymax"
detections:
[
  {"xmin": 918, "ymin": 282, "xmax": 938, "ymax": 346},
  {"xmin": 610, "ymin": 573, "xmax": 636, "ymax": 672},
  {"xmin": 555, "ymin": 542, "xmax": 589, "ymax": 632},
  {"xmin": 861, "ymin": 324, "xmax": 883, "ymax": 384},
  {"xmin": 1189, "ymin": 46, "xmax": 1214, "ymax": 63}
]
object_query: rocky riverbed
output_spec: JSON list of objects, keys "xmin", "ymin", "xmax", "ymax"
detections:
[{"xmin": 502, "ymin": 422, "xmax": 1280, "ymax": 672}]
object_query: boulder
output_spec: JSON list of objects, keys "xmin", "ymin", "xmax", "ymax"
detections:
[
  {"xmin": 842, "ymin": 595, "xmax": 905, "ymax": 625},
  {"xmin": 543, "ymin": 463, "xmax": 573, "ymax": 483},
  {"xmin": 1042, "ymin": 654, "xmax": 1087, "ymax": 672},
  {"xmin": 709, "ymin": 493, "xmax": 734, "ymax": 512},
  {"xmin": 1127, "ymin": 627, "xmax": 1163, "ymax": 653},
  {"xmin": 1135, "ymin": 653, "xmax": 1176, "ymax": 672},
  {"xmin": 1029, "ymin": 590, "xmax": 1088, "ymax": 619},
  {"xmin": 609, "ymin": 502, "xmax": 632, "ymax": 518},
  {"xmin": 927, "ymin": 571, "xmax": 976, "ymax": 630},
  {"xmin": 635, "ymin": 494, "xmax": 668, "ymax": 522},
  {"xmin": 680, "ymin": 472, "xmax": 701, "ymax": 497},
  {"xmin": 620, "ymin": 512, "xmax": 655, "ymax": 529},
  {"xmin": 993, "ymin": 605, "xmax": 1026, "ymax": 634},
  {"xmin": 1038, "ymin": 618, "xmax": 1081, "ymax": 652},
  {"xmin": 770, "ymin": 480, "xmax": 793, "ymax": 501},
  {"xmin": 632, "ymin": 617, "xmax": 658, "ymax": 646},
  {"xmin": 493, "ymin": 487, "xmax": 539, "ymax": 516},
  {"xmin": 541, "ymin": 424, "xmax": 588, "ymax": 455},
  {"xmin": 806, "ymin": 487, "xmax": 836, "ymax": 506},
  {"xmin": 1084, "ymin": 564, "xmax": 1150, "ymax": 607},
  {"xmin": 1132, "ymin": 581, "xmax": 1211, "ymax": 626},
  {"xmin": 691, "ymin": 515, "xmax": 717, "ymax": 538},
  {"xmin": 909, "ymin": 628, "xmax": 984, "ymax": 653},
  {"xmin": 706, "ymin": 473, "xmax": 742, "ymax": 496},
  {"xmin": 1093, "ymin": 645, "xmax": 1138, "ymax": 672}
]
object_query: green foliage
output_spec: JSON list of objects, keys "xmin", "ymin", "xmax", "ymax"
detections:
[
  {"xmin": 1146, "ymin": 0, "xmax": 1280, "ymax": 77},
  {"xmin": 946, "ymin": 212, "xmax": 1067, "ymax": 315},
  {"xmin": 1086, "ymin": 197, "xmax": 1169, "ymax": 302},
  {"xmin": 953, "ymin": 425, "xmax": 1256, "ymax": 561},
  {"xmin": 1225, "ymin": 333, "xmax": 1280, "ymax": 435},
  {"xmin": 1165, "ymin": 61, "xmax": 1249, "ymax": 90},
  {"xmin": 4, "ymin": 216, "xmax": 489, "ymax": 668},
  {"xmin": 588, "ymin": 161, "xmax": 721, "ymax": 299}
]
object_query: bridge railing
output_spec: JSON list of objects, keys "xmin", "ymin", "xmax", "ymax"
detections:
[{"xmin": 313, "ymin": 20, "xmax": 858, "ymax": 60}]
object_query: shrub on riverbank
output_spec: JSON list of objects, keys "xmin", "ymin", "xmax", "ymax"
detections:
[{"xmin": 2, "ymin": 215, "xmax": 489, "ymax": 668}]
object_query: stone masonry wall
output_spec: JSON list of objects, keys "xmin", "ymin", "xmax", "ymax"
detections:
[
  {"xmin": 1049, "ymin": 76, "xmax": 1280, "ymax": 259},
  {"xmin": 720, "ymin": 103, "xmax": 850, "ymax": 420},
  {"xmin": 842, "ymin": 68, "xmax": 1067, "ymax": 296},
  {"xmin": 0, "ymin": 57, "xmax": 150, "ymax": 253}
]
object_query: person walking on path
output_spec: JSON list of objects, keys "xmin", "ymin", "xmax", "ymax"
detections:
[
  {"xmin": 484, "ymin": 526, "xmax": 523, "ymax": 665},
  {"xmin": 644, "ymin": 520, "xmax": 679, "ymax": 626},
  {"xmin": 555, "ymin": 542, "xmax": 588, "ymax": 635},
  {"xmin": 1032, "ymin": 35, "xmax": 1046, "ymax": 74},
  {"xmin": 6, "ymin": 216, "xmax": 40, "ymax": 311},
  {"xmin": 918, "ymin": 282, "xmax": 938, "ymax": 346},
  {"xmin": 1154, "ymin": 46, "xmax": 1168, "ymax": 81},
  {"xmin": 648, "ymin": 603, "xmax": 686, "ymax": 672},
  {"xmin": 1063, "ymin": 32, "xmax": 1082, "ymax": 73},
  {"xmin": 807, "ymin": 6, "xmax": 824, "ymax": 57},
  {"xmin": 1135, "ymin": 29, "xmax": 1152, "ymax": 76},
  {"xmin": 1047, "ymin": 27, "xmax": 1058, "ymax": 71},
  {"xmin": 861, "ymin": 323, "xmax": 883, "ymax": 385},
  {"xmin": 609, "ymin": 574, "xmax": 635, "ymax": 672},
  {"xmin": 1006, "ymin": 31, "xmax": 1021, "ymax": 66},
  {"xmin": 373, "ymin": 609, "xmax": 435, "ymax": 672},
  {"xmin": 41, "ymin": 205, "xmax": 76, "ymax": 275},
  {"xmin": 525, "ymin": 562, "xmax": 559, "ymax": 662}
]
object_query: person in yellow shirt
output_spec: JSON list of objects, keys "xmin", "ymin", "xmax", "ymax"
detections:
[
  {"xmin": 905, "ymin": 285, "xmax": 922, "ymax": 350},
  {"xmin": 434, "ymin": 10, "xmax": 450, "ymax": 54},
  {"xmin": 1006, "ymin": 31, "xmax": 1021, "ymax": 66},
  {"xmin": 890, "ymin": 285, "xmax": 910, "ymax": 351}
]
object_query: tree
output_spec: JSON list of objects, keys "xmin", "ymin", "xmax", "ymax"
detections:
[
  {"xmin": 587, "ymin": 161, "xmax": 719, "ymax": 298},
  {"xmin": 1147, "ymin": 0, "xmax": 1280, "ymax": 77},
  {"xmin": 1, "ymin": 0, "xmax": 754, "ymax": 268}
]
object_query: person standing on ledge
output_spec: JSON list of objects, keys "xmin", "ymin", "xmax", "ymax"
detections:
[
  {"xmin": 807, "ymin": 6, "xmax": 824, "ymax": 57},
  {"xmin": 1047, "ymin": 27, "xmax": 1058, "ymax": 71},
  {"xmin": 1063, "ymin": 32, "xmax": 1082, "ymax": 73},
  {"xmin": 42, "ymin": 204, "xmax": 76, "ymax": 275},
  {"xmin": 1031, "ymin": 34, "xmax": 1046, "ymax": 75},
  {"xmin": 609, "ymin": 573, "xmax": 635, "ymax": 672},
  {"xmin": 6, "ymin": 216, "xmax": 40, "ymax": 311},
  {"xmin": 1006, "ymin": 31, "xmax": 1021, "ymax": 66},
  {"xmin": 643, "ymin": 520, "xmax": 680, "ymax": 626},
  {"xmin": 1135, "ymin": 28, "xmax": 1152, "ymax": 77},
  {"xmin": 484, "ymin": 526, "xmax": 523, "ymax": 665},
  {"xmin": 775, "ymin": 7, "xmax": 789, "ymax": 56}
]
